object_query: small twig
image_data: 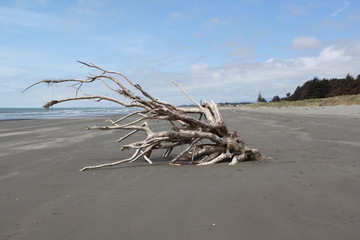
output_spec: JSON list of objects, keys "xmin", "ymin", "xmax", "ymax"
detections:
[
  {"xmin": 117, "ymin": 129, "xmax": 139, "ymax": 143},
  {"xmin": 111, "ymin": 110, "xmax": 148, "ymax": 125},
  {"xmin": 172, "ymin": 81, "xmax": 202, "ymax": 108}
]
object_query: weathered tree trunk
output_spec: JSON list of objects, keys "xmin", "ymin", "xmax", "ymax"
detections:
[{"xmin": 24, "ymin": 62, "xmax": 268, "ymax": 171}]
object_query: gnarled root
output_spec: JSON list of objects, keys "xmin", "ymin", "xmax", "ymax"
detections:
[{"xmin": 24, "ymin": 61, "xmax": 268, "ymax": 171}]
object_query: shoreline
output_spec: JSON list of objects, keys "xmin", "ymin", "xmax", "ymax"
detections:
[
  {"xmin": 0, "ymin": 107, "xmax": 130, "ymax": 121},
  {"xmin": 2, "ymin": 104, "xmax": 360, "ymax": 122},
  {"xmin": 0, "ymin": 115, "xmax": 124, "ymax": 122}
]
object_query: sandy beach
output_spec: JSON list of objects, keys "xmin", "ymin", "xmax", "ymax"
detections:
[{"xmin": 1, "ymin": 106, "xmax": 359, "ymax": 240}]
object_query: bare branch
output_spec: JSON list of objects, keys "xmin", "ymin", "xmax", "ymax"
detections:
[
  {"xmin": 172, "ymin": 81, "xmax": 201, "ymax": 108},
  {"xmin": 117, "ymin": 130, "xmax": 139, "ymax": 143},
  {"xmin": 42, "ymin": 95, "xmax": 143, "ymax": 109},
  {"xmin": 110, "ymin": 110, "xmax": 148, "ymax": 125}
]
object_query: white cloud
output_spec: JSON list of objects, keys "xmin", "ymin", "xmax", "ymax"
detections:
[
  {"xmin": 318, "ymin": 46, "xmax": 348, "ymax": 61},
  {"xmin": 159, "ymin": 42, "xmax": 360, "ymax": 102},
  {"xmin": 291, "ymin": 36, "xmax": 321, "ymax": 49},
  {"xmin": 2, "ymin": 41, "xmax": 358, "ymax": 106},
  {"xmin": 331, "ymin": 1, "xmax": 350, "ymax": 17}
]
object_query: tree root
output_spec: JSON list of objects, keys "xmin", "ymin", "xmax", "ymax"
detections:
[{"xmin": 25, "ymin": 61, "xmax": 268, "ymax": 171}]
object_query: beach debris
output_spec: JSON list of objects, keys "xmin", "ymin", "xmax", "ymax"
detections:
[{"xmin": 25, "ymin": 61, "xmax": 267, "ymax": 171}]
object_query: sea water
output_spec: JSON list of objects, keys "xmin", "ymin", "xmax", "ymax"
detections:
[{"xmin": 0, "ymin": 108, "xmax": 130, "ymax": 120}]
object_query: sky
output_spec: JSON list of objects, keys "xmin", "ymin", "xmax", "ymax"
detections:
[{"xmin": 1, "ymin": 0, "xmax": 360, "ymax": 107}]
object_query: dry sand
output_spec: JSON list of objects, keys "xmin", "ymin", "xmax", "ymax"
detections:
[{"xmin": 0, "ymin": 106, "xmax": 359, "ymax": 240}]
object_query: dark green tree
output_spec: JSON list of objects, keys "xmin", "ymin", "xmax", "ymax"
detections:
[
  {"xmin": 271, "ymin": 95, "xmax": 281, "ymax": 102},
  {"xmin": 257, "ymin": 92, "xmax": 267, "ymax": 103}
]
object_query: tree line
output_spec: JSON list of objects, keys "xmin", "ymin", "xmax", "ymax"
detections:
[{"xmin": 258, "ymin": 74, "xmax": 360, "ymax": 102}]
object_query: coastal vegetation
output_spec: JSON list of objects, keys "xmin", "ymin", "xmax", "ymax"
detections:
[
  {"xmin": 285, "ymin": 74, "xmax": 360, "ymax": 101},
  {"xmin": 248, "ymin": 74, "xmax": 360, "ymax": 107},
  {"xmin": 245, "ymin": 94, "xmax": 360, "ymax": 107}
]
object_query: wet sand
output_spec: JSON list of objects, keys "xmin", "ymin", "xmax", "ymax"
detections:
[{"xmin": 1, "ymin": 107, "xmax": 359, "ymax": 240}]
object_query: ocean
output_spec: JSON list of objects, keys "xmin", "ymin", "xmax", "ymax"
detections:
[{"xmin": 0, "ymin": 107, "xmax": 130, "ymax": 121}]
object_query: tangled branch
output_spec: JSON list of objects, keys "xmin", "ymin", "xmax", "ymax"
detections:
[{"xmin": 25, "ymin": 62, "xmax": 268, "ymax": 171}]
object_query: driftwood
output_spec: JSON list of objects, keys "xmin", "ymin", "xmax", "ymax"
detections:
[{"xmin": 25, "ymin": 61, "xmax": 268, "ymax": 171}]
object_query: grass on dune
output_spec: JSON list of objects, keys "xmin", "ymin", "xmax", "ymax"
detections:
[{"xmin": 242, "ymin": 94, "xmax": 360, "ymax": 108}]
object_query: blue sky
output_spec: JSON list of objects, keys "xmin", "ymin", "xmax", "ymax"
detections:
[{"xmin": 1, "ymin": 0, "xmax": 359, "ymax": 107}]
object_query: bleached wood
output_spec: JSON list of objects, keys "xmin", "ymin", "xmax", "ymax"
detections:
[{"xmin": 25, "ymin": 62, "xmax": 266, "ymax": 170}]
